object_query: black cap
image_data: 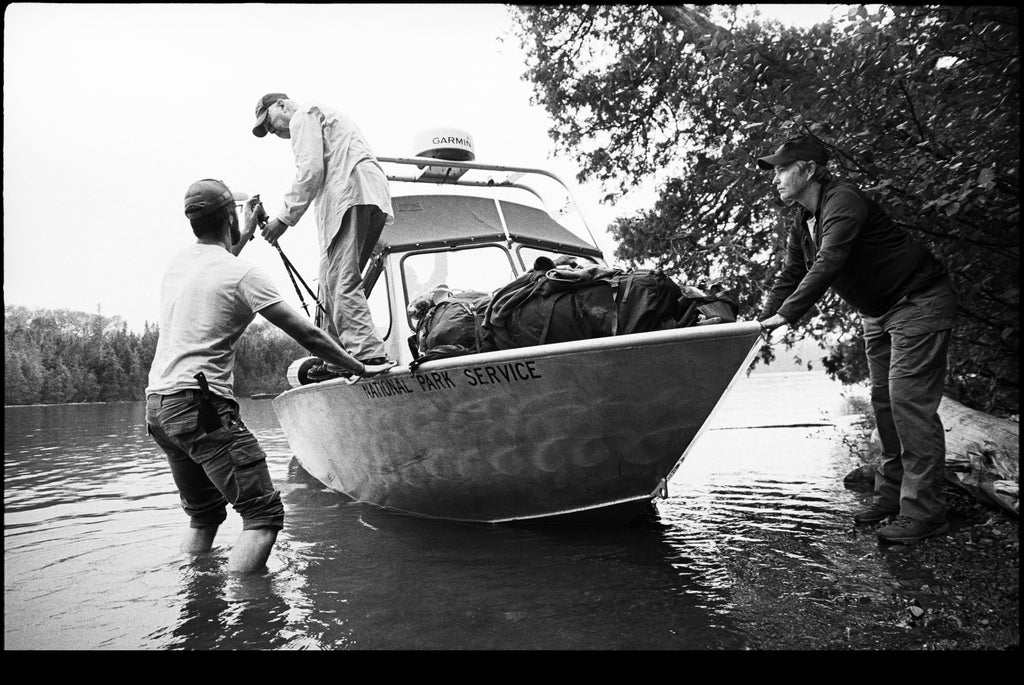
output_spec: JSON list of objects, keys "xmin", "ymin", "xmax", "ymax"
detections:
[
  {"xmin": 756, "ymin": 135, "xmax": 829, "ymax": 170},
  {"xmin": 184, "ymin": 179, "xmax": 243, "ymax": 220},
  {"xmin": 252, "ymin": 92, "xmax": 289, "ymax": 137}
]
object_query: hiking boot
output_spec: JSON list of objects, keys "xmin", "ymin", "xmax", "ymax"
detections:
[
  {"xmin": 305, "ymin": 362, "xmax": 355, "ymax": 383},
  {"xmin": 877, "ymin": 516, "xmax": 950, "ymax": 544},
  {"xmin": 853, "ymin": 504, "xmax": 898, "ymax": 525},
  {"xmin": 359, "ymin": 357, "xmax": 393, "ymax": 366},
  {"xmin": 306, "ymin": 358, "xmax": 397, "ymax": 383},
  {"xmin": 359, "ymin": 358, "xmax": 397, "ymax": 378}
]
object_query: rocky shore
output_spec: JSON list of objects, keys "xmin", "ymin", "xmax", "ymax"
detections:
[
  {"xmin": 733, "ymin": 485, "xmax": 1018, "ymax": 650},
  {"xmin": 874, "ymin": 488, "xmax": 1019, "ymax": 650},
  {"xmin": 731, "ymin": 396, "xmax": 1019, "ymax": 651}
]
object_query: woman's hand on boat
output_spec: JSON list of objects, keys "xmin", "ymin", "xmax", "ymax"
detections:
[
  {"xmin": 759, "ymin": 314, "xmax": 787, "ymax": 332},
  {"xmin": 758, "ymin": 313, "xmax": 788, "ymax": 344}
]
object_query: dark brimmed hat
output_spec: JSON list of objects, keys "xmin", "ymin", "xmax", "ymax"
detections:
[
  {"xmin": 184, "ymin": 179, "xmax": 243, "ymax": 220},
  {"xmin": 756, "ymin": 136, "xmax": 829, "ymax": 170},
  {"xmin": 252, "ymin": 92, "xmax": 289, "ymax": 137}
]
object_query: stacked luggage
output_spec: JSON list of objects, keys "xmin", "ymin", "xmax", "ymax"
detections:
[{"xmin": 408, "ymin": 256, "xmax": 738, "ymax": 368}]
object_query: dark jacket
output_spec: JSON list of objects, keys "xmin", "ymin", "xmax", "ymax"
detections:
[{"xmin": 760, "ymin": 180, "xmax": 945, "ymax": 322}]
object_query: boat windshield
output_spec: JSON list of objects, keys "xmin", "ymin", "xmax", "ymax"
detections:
[
  {"xmin": 401, "ymin": 245, "xmax": 519, "ymax": 310},
  {"xmin": 516, "ymin": 246, "xmax": 601, "ymax": 271}
]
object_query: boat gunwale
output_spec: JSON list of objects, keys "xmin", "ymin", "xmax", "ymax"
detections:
[{"xmin": 275, "ymin": 320, "xmax": 762, "ymax": 399}]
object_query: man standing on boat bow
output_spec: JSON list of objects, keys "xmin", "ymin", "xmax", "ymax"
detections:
[
  {"xmin": 756, "ymin": 135, "xmax": 957, "ymax": 545},
  {"xmin": 145, "ymin": 179, "xmax": 390, "ymax": 573},
  {"xmin": 251, "ymin": 93, "xmax": 396, "ymax": 381}
]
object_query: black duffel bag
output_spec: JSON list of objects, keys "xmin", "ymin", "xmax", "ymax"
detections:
[
  {"xmin": 483, "ymin": 260, "xmax": 687, "ymax": 350},
  {"xmin": 407, "ymin": 286, "xmax": 495, "ymax": 369}
]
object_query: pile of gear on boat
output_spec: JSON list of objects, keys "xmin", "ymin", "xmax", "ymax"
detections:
[{"xmin": 405, "ymin": 255, "xmax": 738, "ymax": 371}]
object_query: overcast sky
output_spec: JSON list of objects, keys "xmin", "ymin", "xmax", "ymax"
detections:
[{"xmin": 4, "ymin": 3, "xmax": 838, "ymax": 331}]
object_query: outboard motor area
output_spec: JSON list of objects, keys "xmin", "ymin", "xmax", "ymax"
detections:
[{"xmin": 412, "ymin": 127, "xmax": 475, "ymax": 182}]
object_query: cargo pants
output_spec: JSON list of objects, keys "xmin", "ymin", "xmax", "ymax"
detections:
[
  {"xmin": 861, "ymin": 277, "xmax": 957, "ymax": 523},
  {"xmin": 146, "ymin": 390, "xmax": 284, "ymax": 532}
]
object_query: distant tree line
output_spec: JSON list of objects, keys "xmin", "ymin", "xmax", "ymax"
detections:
[{"xmin": 4, "ymin": 305, "xmax": 305, "ymax": 405}]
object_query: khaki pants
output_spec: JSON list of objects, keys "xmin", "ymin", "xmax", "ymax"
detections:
[
  {"xmin": 862, "ymin": 277, "xmax": 957, "ymax": 523},
  {"xmin": 319, "ymin": 205, "xmax": 387, "ymax": 361}
]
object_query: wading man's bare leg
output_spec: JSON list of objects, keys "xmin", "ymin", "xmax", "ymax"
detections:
[
  {"xmin": 180, "ymin": 525, "xmax": 218, "ymax": 554},
  {"xmin": 228, "ymin": 528, "xmax": 278, "ymax": 573}
]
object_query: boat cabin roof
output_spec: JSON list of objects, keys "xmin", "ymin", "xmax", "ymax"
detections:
[{"xmin": 381, "ymin": 194, "xmax": 602, "ymax": 258}]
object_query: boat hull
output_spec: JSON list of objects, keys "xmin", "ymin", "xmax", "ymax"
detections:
[{"xmin": 273, "ymin": 322, "xmax": 761, "ymax": 524}]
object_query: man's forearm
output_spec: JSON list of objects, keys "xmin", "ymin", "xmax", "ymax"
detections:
[{"xmin": 300, "ymin": 329, "xmax": 364, "ymax": 374}]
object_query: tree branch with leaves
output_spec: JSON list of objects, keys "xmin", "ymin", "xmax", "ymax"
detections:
[{"xmin": 509, "ymin": 4, "xmax": 1019, "ymax": 414}]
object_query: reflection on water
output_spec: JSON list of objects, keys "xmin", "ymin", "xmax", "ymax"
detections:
[{"xmin": 5, "ymin": 372, "xmax": 893, "ymax": 650}]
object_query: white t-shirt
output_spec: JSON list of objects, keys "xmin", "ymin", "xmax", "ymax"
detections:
[{"xmin": 145, "ymin": 243, "xmax": 283, "ymax": 400}]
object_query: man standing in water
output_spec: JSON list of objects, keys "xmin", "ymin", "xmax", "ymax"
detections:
[
  {"xmin": 251, "ymin": 93, "xmax": 395, "ymax": 381},
  {"xmin": 756, "ymin": 135, "xmax": 957, "ymax": 544},
  {"xmin": 145, "ymin": 179, "xmax": 390, "ymax": 572}
]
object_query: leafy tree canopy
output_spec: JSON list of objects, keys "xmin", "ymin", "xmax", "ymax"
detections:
[{"xmin": 510, "ymin": 4, "xmax": 1019, "ymax": 414}]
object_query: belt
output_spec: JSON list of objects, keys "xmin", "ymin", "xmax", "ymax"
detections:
[
  {"xmin": 148, "ymin": 388, "xmax": 204, "ymax": 405},
  {"xmin": 148, "ymin": 386, "xmax": 237, "ymax": 406}
]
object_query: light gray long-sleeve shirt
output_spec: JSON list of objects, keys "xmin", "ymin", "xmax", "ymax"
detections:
[{"xmin": 277, "ymin": 102, "xmax": 393, "ymax": 257}]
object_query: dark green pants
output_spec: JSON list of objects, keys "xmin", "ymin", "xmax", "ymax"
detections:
[{"xmin": 861, "ymin": 277, "xmax": 956, "ymax": 523}]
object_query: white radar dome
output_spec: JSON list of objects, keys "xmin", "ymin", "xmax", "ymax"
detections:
[{"xmin": 412, "ymin": 127, "xmax": 476, "ymax": 162}]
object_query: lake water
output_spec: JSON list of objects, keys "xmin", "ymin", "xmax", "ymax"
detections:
[{"xmin": 5, "ymin": 371, "xmax": 884, "ymax": 650}]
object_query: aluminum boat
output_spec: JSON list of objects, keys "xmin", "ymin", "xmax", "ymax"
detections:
[{"xmin": 272, "ymin": 130, "xmax": 761, "ymax": 524}]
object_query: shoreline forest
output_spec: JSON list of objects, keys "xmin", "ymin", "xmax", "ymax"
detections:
[
  {"xmin": 4, "ymin": 305, "xmax": 304, "ymax": 405},
  {"xmin": 2, "ymin": 302, "xmax": 824, "ymax": 407}
]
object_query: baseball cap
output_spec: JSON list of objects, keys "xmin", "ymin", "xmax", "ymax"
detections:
[
  {"xmin": 756, "ymin": 135, "xmax": 829, "ymax": 170},
  {"xmin": 252, "ymin": 92, "xmax": 289, "ymax": 137},
  {"xmin": 184, "ymin": 179, "xmax": 244, "ymax": 220}
]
